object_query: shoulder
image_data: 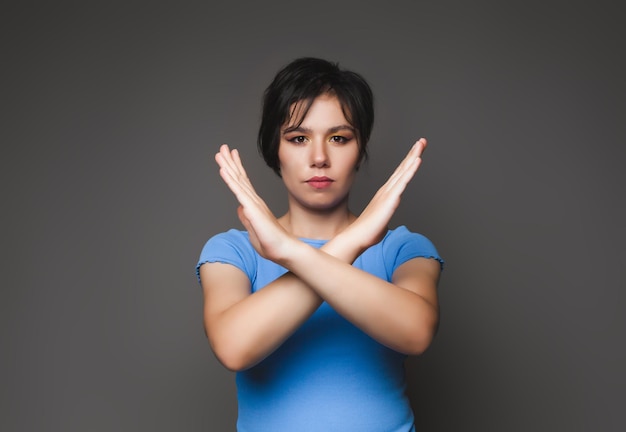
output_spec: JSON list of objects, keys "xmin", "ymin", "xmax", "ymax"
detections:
[
  {"xmin": 196, "ymin": 229, "xmax": 257, "ymax": 282},
  {"xmin": 382, "ymin": 225, "xmax": 437, "ymax": 250},
  {"xmin": 205, "ymin": 229, "xmax": 251, "ymax": 249},
  {"xmin": 381, "ymin": 225, "xmax": 445, "ymax": 273}
]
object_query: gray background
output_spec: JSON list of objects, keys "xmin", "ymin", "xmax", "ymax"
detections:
[{"xmin": 2, "ymin": 1, "xmax": 624, "ymax": 431}]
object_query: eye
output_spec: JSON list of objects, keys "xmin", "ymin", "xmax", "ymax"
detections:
[
  {"xmin": 288, "ymin": 136, "xmax": 307, "ymax": 144},
  {"xmin": 330, "ymin": 135, "xmax": 350, "ymax": 144}
]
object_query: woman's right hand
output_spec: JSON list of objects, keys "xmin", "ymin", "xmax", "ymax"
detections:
[
  {"xmin": 215, "ymin": 144, "xmax": 297, "ymax": 265},
  {"xmin": 342, "ymin": 138, "xmax": 427, "ymax": 253}
]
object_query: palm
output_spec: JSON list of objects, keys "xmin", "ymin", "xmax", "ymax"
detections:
[
  {"xmin": 215, "ymin": 144, "xmax": 293, "ymax": 261},
  {"xmin": 214, "ymin": 138, "xmax": 427, "ymax": 261},
  {"xmin": 349, "ymin": 139, "xmax": 427, "ymax": 249}
]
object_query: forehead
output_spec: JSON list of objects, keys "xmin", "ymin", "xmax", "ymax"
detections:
[{"xmin": 285, "ymin": 93, "xmax": 352, "ymax": 128}]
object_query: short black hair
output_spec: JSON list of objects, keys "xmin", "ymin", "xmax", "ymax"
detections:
[{"xmin": 258, "ymin": 57, "xmax": 374, "ymax": 176}]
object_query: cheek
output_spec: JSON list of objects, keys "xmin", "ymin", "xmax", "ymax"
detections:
[
  {"xmin": 345, "ymin": 150, "xmax": 361, "ymax": 171},
  {"xmin": 277, "ymin": 144, "xmax": 290, "ymax": 171},
  {"xmin": 277, "ymin": 149, "xmax": 299, "ymax": 179}
]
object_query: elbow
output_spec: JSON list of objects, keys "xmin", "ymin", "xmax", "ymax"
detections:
[
  {"xmin": 215, "ymin": 352, "xmax": 250, "ymax": 372},
  {"xmin": 404, "ymin": 333, "xmax": 435, "ymax": 356},
  {"xmin": 213, "ymin": 349, "xmax": 250, "ymax": 372},
  {"xmin": 402, "ymin": 316, "xmax": 439, "ymax": 356},
  {"xmin": 208, "ymin": 334, "xmax": 256, "ymax": 372},
  {"xmin": 204, "ymin": 319, "xmax": 253, "ymax": 372}
]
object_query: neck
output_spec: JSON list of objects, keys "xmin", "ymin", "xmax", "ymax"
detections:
[{"xmin": 278, "ymin": 204, "xmax": 356, "ymax": 240}]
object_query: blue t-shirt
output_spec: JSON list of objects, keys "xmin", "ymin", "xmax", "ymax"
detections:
[{"xmin": 196, "ymin": 226, "xmax": 443, "ymax": 432}]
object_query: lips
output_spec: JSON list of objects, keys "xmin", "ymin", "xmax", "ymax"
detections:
[{"xmin": 306, "ymin": 176, "xmax": 334, "ymax": 189}]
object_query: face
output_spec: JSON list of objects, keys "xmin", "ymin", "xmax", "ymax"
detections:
[{"xmin": 278, "ymin": 93, "xmax": 360, "ymax": 213}]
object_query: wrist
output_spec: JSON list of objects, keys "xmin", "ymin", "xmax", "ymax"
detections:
[
  {"xmin": 278, "ymin": 237, "xmax": 313, "ymax": 269},
  {"xmin": 323, "ymin": 228, "xmax": 366, "ymax": 263}
]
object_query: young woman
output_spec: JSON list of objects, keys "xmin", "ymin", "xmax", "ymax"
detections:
[{"xmin": 196, "ymin": 57, "xmax": 444, "ymax": 432}]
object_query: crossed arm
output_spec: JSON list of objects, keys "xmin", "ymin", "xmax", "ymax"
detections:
[{"xmin": 200, "ymin": 139, "xmax": 440, "ymax": 371}]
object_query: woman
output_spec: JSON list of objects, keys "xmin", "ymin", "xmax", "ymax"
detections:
[{"xmin": 196, "ymin": 57, "xmax": 444, "ymax": 431}]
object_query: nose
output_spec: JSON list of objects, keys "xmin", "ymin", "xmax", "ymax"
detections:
[{"xmin": 310, "ymin": 140, "xmax": 329, "ymax": 168}]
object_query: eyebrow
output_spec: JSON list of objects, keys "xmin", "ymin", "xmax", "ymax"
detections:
[{"xmin": 282, "ymin": 125, "xmax": 355, "ymax": 135}]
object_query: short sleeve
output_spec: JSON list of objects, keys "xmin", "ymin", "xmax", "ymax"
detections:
[
  {"xmin": 195, "ymin": 229, "xmax": 257, "ymax": 285},
  {"xmin": 381, "ymin": 225, "xmax": 444, "ymax": 278}
]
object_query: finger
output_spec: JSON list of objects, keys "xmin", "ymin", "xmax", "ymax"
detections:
[
  {"xmin": 414, "ymin": 138, "xmax": 427, "ymax": 157},
  {"xmin": 218, "ymin": 145, "xmax": 251, "ymax": 186},
  {"xmin": 217, "ymin": 144, "xmax": 241, "ymax": 175},
  {"xmin": 215, "ymin": 144, "xmax": 236, "ymax": 173},
  {"xmin": 382, "ymin": 142, "xmax": 422, "ymax": 190},
  {"xmin": 237, "ymin": 205, "xmax": 251, "ymax": 229},
  {"xmin": 237, "ymin": 206, "xmax": 261, "ymax": 249},
  {"xmin": 228, "ymin": 149, "xmax": 261, "ymax": 199},
  {"xmin": 379, "ymin": 138, "xmax": 427, "ymax": 195},
  {"xmin": 231, "ymin": 148, "xmax": 248, "ymax": 176},
  {"xmin": 216, "ymin": 145, "xmax": 257, "ymax": 198},
  {"xmin": 400, "ymin": 138, "xmax": 426, "ymax": 179},
  {"xmin": 400, "ymin": 139, "xmax": 425, "ymax": 168},
  {"xmin": 216, "ymin": 150, "xmax": 255, "ymax": 200},
  {"xmin": 218, "ymin": 154, "xmax": 269, "ymax": 215},
  {"xmin": 389, "ymin": 156, "xmax": 421, "ymax": 192},
  {"xmin": 396, "ymin": 138, "xmax": 427, "ymax": 177}
]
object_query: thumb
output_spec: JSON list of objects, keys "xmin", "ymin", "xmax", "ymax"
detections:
[{"xmin": 236, "ymin": 205, "xmax": 250, "ymax": 229}]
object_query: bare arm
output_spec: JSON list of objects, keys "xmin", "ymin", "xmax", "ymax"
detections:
[
  {"xmin": 200, "ymin": 264, "xmax": 320, "ymax": 371},
  {"xmin": 268, "ymin": 138, "xmax": 440, "ymax": 353},
  {"xmin": 200, "ymin": 235, "xmax": 364, "ymax": 371},
  {"xmin": 201, "ymin": 145, "xmax": 372, "ymax": 371},
  {"xmin": 202, "ymin": 139, "xmax": 439, "ymax": 370},
  {"xmin": 278, "ymin": 240, "xmax": 440, "ymax": 355}
]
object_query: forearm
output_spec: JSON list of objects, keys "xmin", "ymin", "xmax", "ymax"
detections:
[
  {"xmin": 207, "ymin": 235, "xmax": 365, "ymax": 371},
  {"xmin": 209, "ymin": 138, "xmax": 436, "ymax": 363},
  {"xmin": 208, "ymin": 270, "xmax": 321, "ymax": 371},
  {"xmin": 281, "ymin": 238, "xmax": 439, "ymax": 355}
]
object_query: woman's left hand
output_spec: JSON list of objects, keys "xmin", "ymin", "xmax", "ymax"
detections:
[{"xmin": 340, "ymin": 138, "xmax": 427, "ymax": 254}]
